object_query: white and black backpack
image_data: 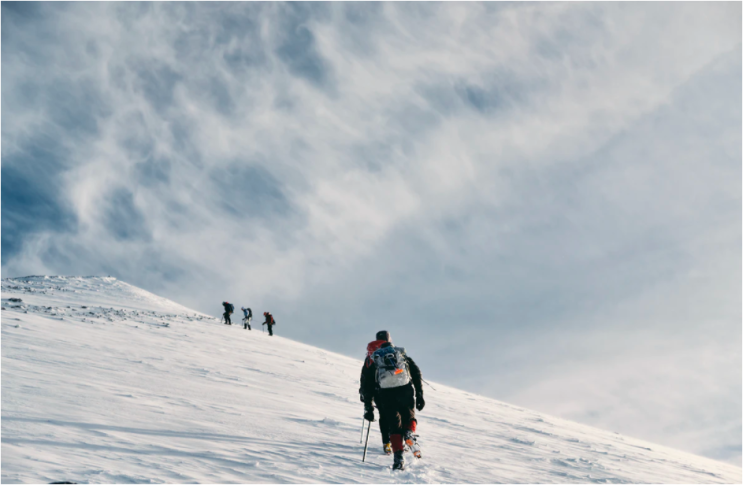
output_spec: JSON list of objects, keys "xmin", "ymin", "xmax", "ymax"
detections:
[{"xmin": 372, "ymin": 346, "xmax": 411, "ymax": 389}]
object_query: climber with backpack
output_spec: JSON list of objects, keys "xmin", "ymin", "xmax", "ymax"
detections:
[
  {"xmin": 262, "ymin": 311, "xmax": 276, "ymax": 336},
  {"xmin": 359, "ymin": 335, "xmax": 393, "ymax": 455},
  {"xmin": 222, "ymin": 301, "xmax": 234, "ymax": 325},
  {"xmin": 360, "ymin": 330, "xmax": 425, "ymax": 470},
  {"xmin": 241, "ymin": 307, "xmax": 252, "ymax": 330}
]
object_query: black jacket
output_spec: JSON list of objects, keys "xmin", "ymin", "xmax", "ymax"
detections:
[{"xmin": 360, "ymin": 342, "xmax": 423, "ymax": 404}]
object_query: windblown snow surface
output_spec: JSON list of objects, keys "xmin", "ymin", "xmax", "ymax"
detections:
[{"xmin": 2, "ymin": 276, "xmax": 740, "ymax": 484}]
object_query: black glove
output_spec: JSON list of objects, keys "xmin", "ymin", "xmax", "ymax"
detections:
[
  {"xmin": 416, "ymin": 394, "xmax": 425, "ymax": 411},
  {"xmin": 364, "ymin": 405, "xmax": 375, "ymax": 422},
  {"xmin": 359, "ymin": 391, "xmax": 365, "ymax": 403}
]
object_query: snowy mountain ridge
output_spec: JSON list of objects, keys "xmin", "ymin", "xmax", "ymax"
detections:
[{"xmin": 2, "ymin": 276, "xmax": 740, "ymax": 483}]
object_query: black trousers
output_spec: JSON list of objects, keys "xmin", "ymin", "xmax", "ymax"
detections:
[
  {"xmin": 376, "ymin": 399, "xmax": 391, "ymax": 444},
  {"xmin": 223, "ymin": 312, "xmax": 232, "ymax": 324},
  {"xmin": 376, "ymin": 384, "xmax": 415, "ymax": 436},
  {"xmin": 266, "ymin": 324, "xmax": 273, "ymax": 336}
]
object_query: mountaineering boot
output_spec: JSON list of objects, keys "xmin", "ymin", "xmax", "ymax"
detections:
[
  {"xmin": 383, "ymin": 442, "xmax": 392, "ymax": 455},
  {"xmin": 393, "ymin": 450, "xmax": 405, "ymax": 470},
  {"xmin": 404, "ymin": 431, "xmax": 422, "ymax": 458}
]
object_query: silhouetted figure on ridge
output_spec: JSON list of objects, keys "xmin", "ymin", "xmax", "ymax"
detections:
[
  {"xmin": 222, "ymin": 302, "xmax": 234, "ymax": 325},
  {"xmin": 262, "ymin": 311, "xmax": 276, "ymax": 336}
]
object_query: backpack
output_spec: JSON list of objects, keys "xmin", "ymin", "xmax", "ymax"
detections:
[
  {"xmin": 365, "ymin": 340, "xmax": 385, "ymax": 368},
  {"xmin": 372, "ymin": 346, "xmax": 411, "ymax": 389},
  {"xmin": 227, "ymin": 303, "xmax": 234, "ymax": 313}
]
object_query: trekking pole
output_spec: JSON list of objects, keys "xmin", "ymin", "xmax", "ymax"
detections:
[
  {"xmin": 359, "ymin": 415, "xmax": 365, "ymax": 443},
  {"xmin": 422, "ymin": 378, "xmax": 437, "ymax": 391},
  {"xmin": 362, "ymin": 419, "xmax": 372, "ymax": 462}
]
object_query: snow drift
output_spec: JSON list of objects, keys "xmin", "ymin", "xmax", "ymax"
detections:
[{"xmin": 2, "ymin": 276, "xmax": 740, "ymax": 483}]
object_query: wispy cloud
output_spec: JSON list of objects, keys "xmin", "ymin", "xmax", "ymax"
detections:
[{"xmin": 2, "ymin": 2, "xmax": 740, "ymax": 464}]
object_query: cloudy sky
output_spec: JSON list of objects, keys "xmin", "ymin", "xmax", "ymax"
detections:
[{"xmin": 2, "ymin": 2, "xmax": 740, "ymax": 465}]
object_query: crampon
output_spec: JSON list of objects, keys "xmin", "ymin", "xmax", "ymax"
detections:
[{"xmin": 404, "ymin": 433, "xmax": 422, "ymax": 459}]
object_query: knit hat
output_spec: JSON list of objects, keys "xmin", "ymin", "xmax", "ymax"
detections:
[{"xmin": 375, "ymin": 330, "xmax": 390, "ymax": 342}]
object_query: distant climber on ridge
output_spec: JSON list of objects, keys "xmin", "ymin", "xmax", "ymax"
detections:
[
  {"xmin": 360, "ymin": 330, "xmax": 424, "ymax": 470},
  {"xmin": 241, "ymin": 307, "xmax": 252, "ymax": 330},
  {"xmin": 359, "ymin": 333, "xmax": 392, "ymax": 455},
  {"xmin": 222, "ymin": 301, "xmax": 234, "ymax": 325},
  {"xmin": 262, "ymin": 311, "xmax": 276, "ymax": 336}
]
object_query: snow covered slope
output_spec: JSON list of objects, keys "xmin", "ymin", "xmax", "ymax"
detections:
[{"xmin": 2, "ymin": 276, "xmax": 740, "ymax": 484}]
